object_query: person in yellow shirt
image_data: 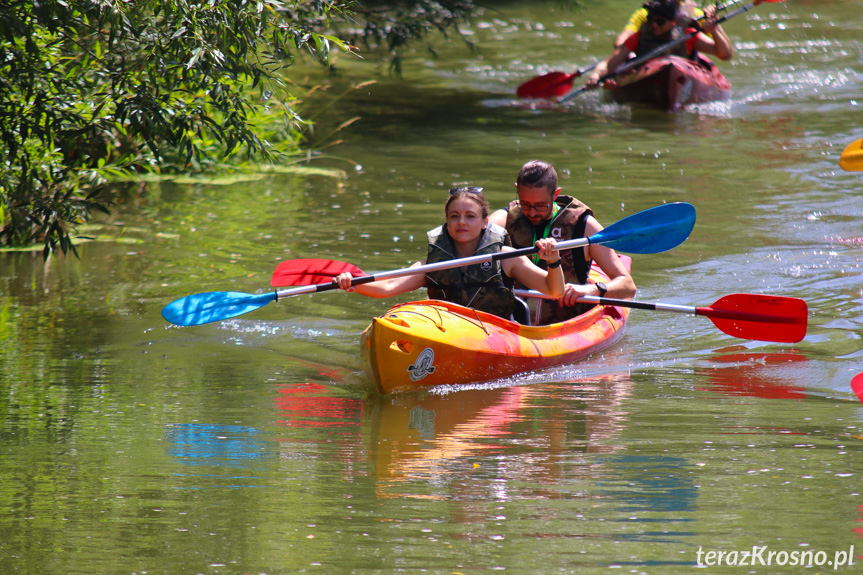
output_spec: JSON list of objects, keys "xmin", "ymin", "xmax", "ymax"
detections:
[
  {"xmin": 615, "ymin": 0, "xmax": 705, "ymax": 47},
  {"xmin": 614, "ymin": 0, "xmax": 767, "ymax": 48}
]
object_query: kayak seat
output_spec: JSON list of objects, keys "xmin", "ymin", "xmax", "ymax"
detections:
[{"xmin": 512, "ymin": 296, "xmax": 531, "ymax": 326}]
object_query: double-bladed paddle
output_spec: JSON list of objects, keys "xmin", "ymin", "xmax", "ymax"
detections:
[
  {"xmin": 839, "ymin": 139, "xmax": 863, "ymax": 172},
  {"xmin": 270, "ymin": 262, "xmax": 808, "ymax": 344},
  {"xmin": 559, "ymin": 0, "xmax": 785, "ymax": 104},
  {"xmin": 511, "ymin": 289, "xmax": 808, "ymax": 343},
  {"xmin": 162, "ymin": 202, "xmax": 695, "ymax": 327}
]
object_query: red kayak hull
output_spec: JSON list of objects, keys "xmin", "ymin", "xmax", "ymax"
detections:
[{"xmin": 605, "ymin": 55, "xmax": 731, "ymax": 111}]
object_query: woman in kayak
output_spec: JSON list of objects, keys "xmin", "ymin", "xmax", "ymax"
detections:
[
  {"xmin": 586, "ymin": 0, "xmax": 732, "ymax": 89},
  {"xmin": 332, "ymin": 186, "xmax": 564, "ymax": 320}
]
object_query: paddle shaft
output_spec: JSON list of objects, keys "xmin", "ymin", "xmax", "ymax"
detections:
[
  {"xmin": 560, "ymin": 0, "xmax": 759, "ymax": 103},
  {"xmin": 163, "ymin": 202, "xmax": 695, "ymax": 326},
  {"xmin": 273, "ymin": 236, "xmax": 595, "ymax": 300},
  {"xmin": 515, "ymin": 290, "xmax": 801, "ymax": 325},
  {"xmin": 559, "ymin": 61, "xmax": 600, "ymax": 85},
  {"xmin": 273, "ymin": 199, "xmax": 697, "ymax": 299},
  {"xmin": 576, "ymin": 61, "xmax": 599, "ymax": 78}
]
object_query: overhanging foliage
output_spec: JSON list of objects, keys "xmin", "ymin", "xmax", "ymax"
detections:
[
  {"xmin": 0, "ymin": 0, "xmax": 354, "ymax": 257},
  {"xmin": 0, "ymin": 0, "xmax": 578, "ymax": 258}
]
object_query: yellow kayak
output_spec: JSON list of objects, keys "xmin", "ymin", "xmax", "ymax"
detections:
[{"xmin": 361, "ymin": 258, "xmax": 631, "ymax": 394}]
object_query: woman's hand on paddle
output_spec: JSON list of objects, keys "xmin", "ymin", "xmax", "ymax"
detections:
[
  {"xmin": 535, "ymin": 237, "xmax": 561, "ymax": 264},
  {"xmin": 333, "ymin": 272, "xmax": 356, "ymax": 292},
  {"xmin": 332, "ymin": 262, "xmax": 427, "ymax": 298}
]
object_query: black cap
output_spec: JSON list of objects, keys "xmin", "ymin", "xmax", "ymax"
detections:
[{"xmin": 644, "ymin": 0, "xmax": 679, "ymax": 21}]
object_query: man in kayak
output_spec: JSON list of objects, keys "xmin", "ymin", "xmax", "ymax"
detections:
[
  {"xmin": 585, "ymin": 0, "xmax": 732, "ymax": 90},
  {"xmin": 488, "ymin": 160, "xmax": 636, "ymax": 325},
  {"xmin": 332, "ymin": 186, "xmax": 565, "ymax": 320}
]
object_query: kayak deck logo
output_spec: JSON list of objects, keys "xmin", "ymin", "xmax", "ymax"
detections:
[{"xmin": 408, "ymin": 348, "xmax": 436, "ymax": 381}]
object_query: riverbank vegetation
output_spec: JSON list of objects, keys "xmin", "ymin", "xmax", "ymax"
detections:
[{"xmin": 2, "ymin": 0, "xmax": 522, "ymax": 257}]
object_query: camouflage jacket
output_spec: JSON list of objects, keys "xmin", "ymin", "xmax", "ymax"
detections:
[{"xmin": 506, "ymin": 194, "xmax": 594, "ymax": 324}]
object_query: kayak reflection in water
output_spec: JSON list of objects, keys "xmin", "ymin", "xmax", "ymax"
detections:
[
  {"xmin": 489, "ymin": 160, "xmax": 637, "ymax": 325},
  {"xmin": 332, "ymin": 186, "xmax": 565, "ymax": 322},
  {"xmin": 585, "ymin": 0, "xmax": 733, "ymax": 90}
]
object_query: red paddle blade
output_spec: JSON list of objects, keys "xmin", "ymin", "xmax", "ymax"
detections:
[
  {"xmin": 516, "ymin": 71, "xmax": 576, "ymax": 99},
  {"xmin": 852, "ymin": 373, "xmax": 863, "ymax": 404},
  {"xmin": 697, "ymin": 294, "xmax": 808, "ymax": 343},
  {"xmin": 271, "ymin": 259, "xmax": 365, "ymax": 287}
]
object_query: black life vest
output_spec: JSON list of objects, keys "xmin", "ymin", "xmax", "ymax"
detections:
[
  {"xmin": 425, "ymin": 223, "xmax": 516, "ymax": 319},
  {"xmin": 636, "ymin": 21, "xmax": 693, "ymax": 60}
]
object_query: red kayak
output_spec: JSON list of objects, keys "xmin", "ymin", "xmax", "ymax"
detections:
[{"xmin": 605, "ymin": 55, "xmax": 730, "ymax": 111}]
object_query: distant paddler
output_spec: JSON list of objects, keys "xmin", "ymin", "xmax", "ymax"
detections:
[
  {"xmin": 615, "ymin": 0, "xmax": 710, "ymax": 48},
  {"xmin": 585, "ymin": 0, "xmax": 732, "ymax": 91}
]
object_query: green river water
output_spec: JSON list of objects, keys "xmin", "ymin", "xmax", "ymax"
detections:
[{"xmin": 2, "ymin": 1, "xmax": 862, "ymax": 573}]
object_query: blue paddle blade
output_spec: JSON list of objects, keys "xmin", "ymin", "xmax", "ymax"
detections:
[
  {"xmin": 590, "ymin": 202, "xmax": 696, "ymax": 254},
  {"xmin": 162, "ymin": 291, "xmax": 277, "ymax": 326}
]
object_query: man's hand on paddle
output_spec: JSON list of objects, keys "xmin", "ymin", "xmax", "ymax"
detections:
[{"xmin": 560, "ymin": 283, "xmax": 600, "ymax": 307}]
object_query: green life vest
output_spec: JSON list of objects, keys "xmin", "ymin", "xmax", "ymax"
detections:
[{"xmin": 425, "ymin": 223, "xmax": 516, "ymax": 319}]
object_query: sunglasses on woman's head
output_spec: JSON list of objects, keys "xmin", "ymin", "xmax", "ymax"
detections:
[
  {"xmin": 448, "ymin": 186, "xmax": 484, "ymax": 195},
  {"xmin": 647, "ymin": 16, "xmax": 668, "ymax": 26}
]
